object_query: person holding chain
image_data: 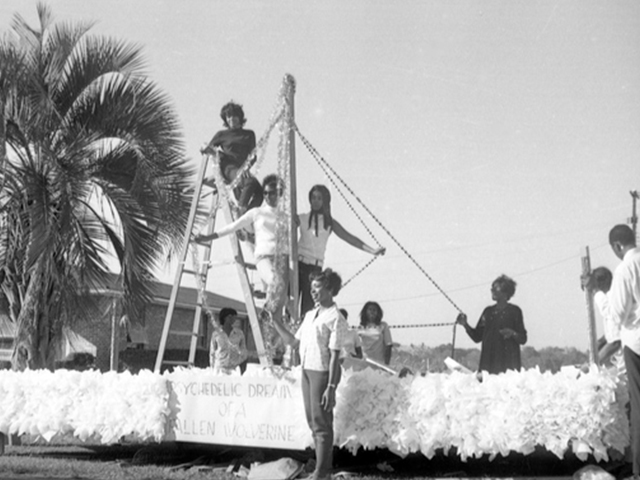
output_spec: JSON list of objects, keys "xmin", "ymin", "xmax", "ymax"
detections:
[
  {"xmin": 270, "ymin": 268, "xmax": 348, "ymax": 480},
  {"xmin": 456, "ymin": 274, "xmax": 527, "ymax": 374}
]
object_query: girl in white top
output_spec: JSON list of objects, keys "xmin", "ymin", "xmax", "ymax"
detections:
[
  {"xmin": 358, "ymin": 301, "xmax": 393, "ymax": 365},
  {"xmin": 297, "ymin": 185, "xmax": 385, "ymax": 317},
  {"xmin": 195, "ymin": 174, "xmax": 289, "ymax": 323}
]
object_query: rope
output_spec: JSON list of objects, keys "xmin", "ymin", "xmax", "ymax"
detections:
[{"xmin": 294, "ymin": 125, "xmax": 463, "ymax": 314}]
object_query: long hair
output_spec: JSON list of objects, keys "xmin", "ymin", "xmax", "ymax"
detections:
[
  {"xmin": 308, "ymin": 184, "xmax": 332, "ymax": 235},
  {"xmin": 360, "ymin": 301, "xmax": 383, "ymax": 327}
]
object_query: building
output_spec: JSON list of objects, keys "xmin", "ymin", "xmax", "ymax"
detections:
[{"xmin": 0, "ymin": 275, "xmax": 251, "ymax": 372}]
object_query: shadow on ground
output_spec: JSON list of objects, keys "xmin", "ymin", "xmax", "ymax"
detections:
[{"xmin": 4, "ymin": 441, "xmax": 631, "ymax": 478}]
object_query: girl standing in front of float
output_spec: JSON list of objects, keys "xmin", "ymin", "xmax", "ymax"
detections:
[{"xmin": 271, "ymin": 268, "xmax": 347, "ymax": 480}]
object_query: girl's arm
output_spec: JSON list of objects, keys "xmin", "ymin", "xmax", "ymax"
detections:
[
  {"xmin": 195, "ymin": 209, "xmax": 255, "ymax": 242},
  {"xmin": 332, "ymin": 219, "xmax": 385, "ymax": 255},
  {"xmin": 271, "ymin": 317, "xmax": 300, "ymax": 348}
]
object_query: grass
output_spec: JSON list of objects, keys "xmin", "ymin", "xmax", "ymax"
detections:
[{"xmin": 0, "ymin": 437, "xmax": 621, "ymax": 479}]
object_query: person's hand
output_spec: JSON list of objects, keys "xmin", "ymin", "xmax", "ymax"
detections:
[
  {"xmin": 321, "ymin": 386, "xmax": 336, "ymax": 411},
  {"xmin": 581, "ymin": 272, "xmax": 595, "ymax": 291},
  {"xmin": 499, "ymin": 328, "xmax": 517, "ymax": 339},
  {"xmin": 373, "ymin": 246, "xmax": 386, "ymax": 256},
  {"xmin": 456, "ymin": 313, "xmax": 468, "ymax": 326},
  {"xmin": 193, "ymin": 233, "xmax": 217, "ymax": 245}
]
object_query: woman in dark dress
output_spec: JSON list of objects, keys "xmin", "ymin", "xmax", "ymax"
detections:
[{"xmin": 456, "ymin": 274, "xmax": 527, "ymax": 374}]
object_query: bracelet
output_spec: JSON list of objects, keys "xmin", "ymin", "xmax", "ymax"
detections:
[{"xmin": 327, "ymin": 384, "xmax": 336, "ymax": 389}]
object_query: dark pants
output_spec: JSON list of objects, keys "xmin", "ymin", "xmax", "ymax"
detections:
[
  {"xmin": 299, "ymin": 261, "xmax": 322, "ymax": 318},
  {"xmin": 301, "ymin": 369, "xmax": 333, "ymax": 478},
  {"xmin": 625, "ymin": 346, "xmax": 640, "ymax": 475}
]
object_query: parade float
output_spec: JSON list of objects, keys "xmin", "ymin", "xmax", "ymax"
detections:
[{"xmin": 0, "ymin": 75, "xmax": 627, "ymax": 467}]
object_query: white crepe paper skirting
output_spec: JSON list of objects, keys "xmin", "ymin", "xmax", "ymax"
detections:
[
  {"xmin": 0, "ymin": 364, "xmax": 629, "ymax": 462},
  {"xmin": 0, "ymin": 369, "xmax": 170, "ymax": 444}
]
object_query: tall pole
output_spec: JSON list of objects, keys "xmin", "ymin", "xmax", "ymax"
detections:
[
  {"xmin": 284, "ymin": 74, "xmax": 299, "ymax": 324},
  {"xmin": 581, "ymin": 246, "xmax": 598, "ymax": 365},
  {"xmin": 629, "ymin": 190, "xmax": 639, "ymax": 238},
  {"xmin": 109, "ymin": 298, "xmax": 119, "ymax": 371}
]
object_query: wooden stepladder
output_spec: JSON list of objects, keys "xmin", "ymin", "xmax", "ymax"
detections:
[{"xmin": 153, "ymin": 153, "xmax": 269, "ymax": 373}]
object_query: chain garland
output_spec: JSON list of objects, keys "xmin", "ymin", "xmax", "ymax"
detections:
[
  {"xmin": 294, "ymin": 126, "xmax": 463, "ymax": 314},
  {"xmin": 390, "ymin": 321, "xmax": 455, "ymax": 329}
]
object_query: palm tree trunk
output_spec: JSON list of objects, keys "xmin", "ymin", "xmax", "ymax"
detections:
[{"xmin": 10, "ymin": 258, "xmax": 55, "ymax": 371}]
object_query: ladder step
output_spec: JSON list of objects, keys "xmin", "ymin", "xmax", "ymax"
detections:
[
  {"xmin": 169, "ymin": 330, "xmax": 199, "ymax": 337},
  {"xmin": 163, "ymin": 360, "xmax": 192, "ymax": 366}
]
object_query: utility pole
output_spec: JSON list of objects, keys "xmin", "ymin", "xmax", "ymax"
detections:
[{"xmin": 629, "ymin": 190, "xmax": 639, "ymax": 238}]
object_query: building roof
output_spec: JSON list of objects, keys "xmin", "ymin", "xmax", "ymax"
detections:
[{"xmin": 96, "ymin": 273, "xmax": 248, "ymax": 315}]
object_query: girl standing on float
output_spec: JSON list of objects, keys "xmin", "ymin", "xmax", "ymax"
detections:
[
  {"xmin": 194, "ymin": 174, "xmax": 289, "ymax": 324},
  {"xmin": 358, "ymin": 301, "xmax": 393, "ymax": 365},
  {"xmin": 456, "ymin": 274, "xmax": 527, "ymax": 374},
  {"xmin": 297, "ymin": 185, "xmax": 385, "ymax": 317}
]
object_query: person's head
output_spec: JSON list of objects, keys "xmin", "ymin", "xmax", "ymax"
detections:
[
  {"xmin": 307, "ymin": 184, "xmax": 333, "ymax": 230},
  {"xmin": 592, "ymin": 266, "xmax": 613, "ymax": 293},
  {"xmin": 219, "ymin": 307, "xmax": 238, "ymax": 328},
  {"xmin": 308, "ymin": 185, "xmax": 331, "ymax": 212},
  {"xmin": 309, "ymin": 268, "xmax": 342, "ymax": 306},
  {"xmin": 360, "ymin": 301, "xmax": 383, "ymax": 327},
  {"xmin": 231, "ymin": 316, "xmax": 243, "ymax": 331},
  {"xmin": 491, "ymin": 274, "xmax": 516, "ymax": 302},
  {"xmin": 339, "ymin": 308, "xmax": 348, "ymax": 320},
  {"xmin": 220, "ymin": 101, "xmax": 246, "ymax": 129},
  {"xmin": 609, "ymin": 224, "xmax": 637, "ymax": 260},
  {"xmin": 262, "ymin": 174, "xmax": 284, "ymax": 207}
]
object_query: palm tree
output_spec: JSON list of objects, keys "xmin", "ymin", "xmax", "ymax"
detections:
[{"xmin": 0, "ymin": 4, "xmax": 193, "ymax": 370}]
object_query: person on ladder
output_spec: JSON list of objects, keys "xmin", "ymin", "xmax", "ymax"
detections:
[
  {"xmin": 297, "ymin": 184, "xmax": 385, "ymax": 318},
  {"xmin": 202, "ymin": 101, "xmax": 256, "ymax": 186},
  {"xmin": 194, "ymin": 174, "xmax": 289, "ymax": 326}
]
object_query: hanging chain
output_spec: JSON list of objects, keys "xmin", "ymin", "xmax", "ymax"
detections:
[
  {"xmin": 390, "ymin": 321, "xmax": 455, "ymax": 329},
  {"xmin": 294, "ymin": 125, "xmax": 463, "ymax": 314}
]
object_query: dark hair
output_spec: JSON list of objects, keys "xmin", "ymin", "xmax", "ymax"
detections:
[
  {"xmin": 593, "ymin": 266, "xmax": 613, "ymax": 293},
  {"xmin": 609, "ymin": 224, "xmax": 636, "ymax": 247},
  {"xmin": 492, "ymin": 274, "xmax": 517, "ymax": 300},
  {"xmin": 308, "ymin": 184, "xmax": 333, "ymax": 231},
  {"xmin": 220, "ymin": 101, "xmax": 247, "ymax": 128},
  {"xmin": 339, "ymin": 308, "xmax": 348, "ymax": 320},
  {"xmin": 360, "ymin": 301, "xmax": 383, "ymax": 327},
  {"xmin": 309, "ymin": 268, "xmax": 342, "ymax": 296},
  {"xmin": 262, "ymin": 173, "xmax": 285, "ymax": 191},
  {"xmin": 219, "ymin": 308, "xmax": 238, "ymax": 324}
]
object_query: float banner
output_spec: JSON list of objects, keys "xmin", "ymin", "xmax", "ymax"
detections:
[{"xmin": 165, "ymin": 371, "xmax": 311, "ymax": 450}]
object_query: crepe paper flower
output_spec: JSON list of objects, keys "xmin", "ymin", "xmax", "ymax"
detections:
[{"xmin": 0, "ymin": 364, "xmax": 630, "ymax": 459}]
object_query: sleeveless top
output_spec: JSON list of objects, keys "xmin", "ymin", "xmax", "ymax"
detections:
[{"xmin": 298, "ymin": 212, "xmax": 332, "ymax": 262}]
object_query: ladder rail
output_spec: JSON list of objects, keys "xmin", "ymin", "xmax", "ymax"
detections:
[
  {"xmin": 220, "ymin": 201, "xmax": 270, "ymax": 366},
  {"xmin": 154, "ymin": 154, "xmax": 212, "ymax": 373}
]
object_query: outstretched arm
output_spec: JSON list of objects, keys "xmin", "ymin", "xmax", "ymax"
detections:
[
  {"xmin": 271, "ymin": 317, "xmax": 300, "ymax": 349},
  {"xmin": 332, "ymin": 219, "xmax": 385, "ymax": 255},
  {"xmin": 194, "ymin": 210, "xmax": 254, "ymax": 243}
]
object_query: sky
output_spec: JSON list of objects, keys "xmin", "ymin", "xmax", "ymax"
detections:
[{"xmin": 2, "ymin": 0, "xmax": 640, "ymax": 351}]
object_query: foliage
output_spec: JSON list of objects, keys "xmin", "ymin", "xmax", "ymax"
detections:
[
  {"xmin": 391, "ymin": 343, "xmax": 590, "ymax": 375},
  {"xmin": 0, "ymin": 4, "xmax": 193, "ymax": 370}
]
